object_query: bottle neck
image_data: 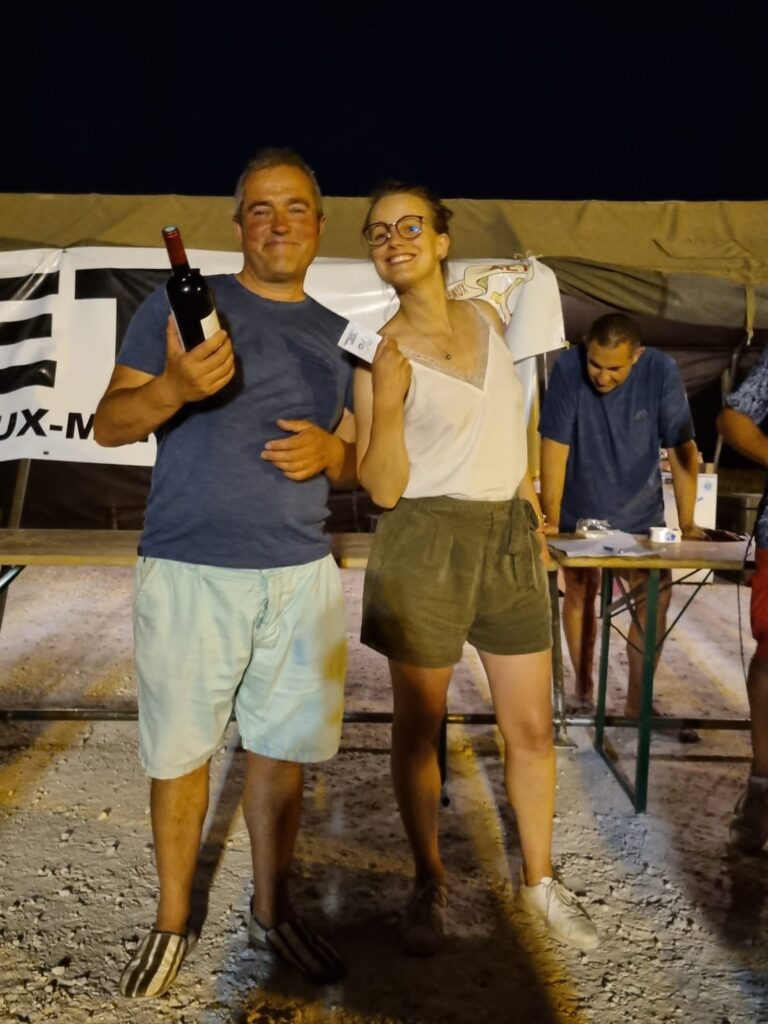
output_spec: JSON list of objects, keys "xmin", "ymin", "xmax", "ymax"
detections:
[{"xmin": 162, "ymin": 227, "xmax": 190, "ymax": 272}]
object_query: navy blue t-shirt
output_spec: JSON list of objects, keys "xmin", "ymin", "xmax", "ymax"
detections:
[
  {"xmin": 117, "ymin": 274, "xmax": 354, "ymax": 568},
  {"xmin": 539, "ymin": 345, "xmax": 694, "ymax": 532}
]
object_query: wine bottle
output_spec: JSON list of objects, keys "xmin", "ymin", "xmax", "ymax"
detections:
[{"xmin": 162, "ymin": 225, "xmax": 221, "ymax": 350}]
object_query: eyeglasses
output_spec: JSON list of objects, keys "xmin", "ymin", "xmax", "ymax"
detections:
[{"xmin": 362, "ymin": 215, "xmax": 424, "ymax": 247}]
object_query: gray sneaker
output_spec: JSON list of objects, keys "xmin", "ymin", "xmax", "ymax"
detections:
[
  {"xmin": 729, "ymin": 775, "xmax": 768, "ymax": 853},
  {"xmin": 399, "ymin": 880, "xmax": 448, "ymax": 956},
  {"xmin": 520, "ymin": 875, "xmax": 599, "ymax": 951}
]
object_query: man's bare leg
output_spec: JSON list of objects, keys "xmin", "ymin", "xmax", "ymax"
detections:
[
  {"xmin": 561, "ymin": 567, "xmax": 601, "ymax": 707},
  {"xmin": 152, "ymin": 762, "xmax": 210, "ymax": 934},
  {"xmin": 624, "ymin": 569, "xmax": 672, "ymax": 717},
  {"xmin": 243, "ymin": 752, "xmax": 304, "ymax": 927},
  {"xmin": 242, "ymin": 751, "xmax": 346, "ymax": 983}
]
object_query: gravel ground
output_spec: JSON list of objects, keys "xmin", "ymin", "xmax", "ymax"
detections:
[{"xmin": 1, "ymin": 566, "xmax": 767, "ymax": 1023}]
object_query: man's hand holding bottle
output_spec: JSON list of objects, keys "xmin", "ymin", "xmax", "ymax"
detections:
[{"xmin": 161, "ymin": 315, "xmax": 235, "ymax": 405}]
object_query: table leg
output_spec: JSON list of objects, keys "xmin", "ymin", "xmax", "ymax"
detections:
[
  {"xmin": 549, "ymin": 569, "xmax": 573, "ymax": 747},
  {"xmin": 0, "ymin": 564, "xmax": 25, "ymax": 633},
  {"xmin": 438, "ymin": 714, "xmax": 450, "ymax": 806},
  {"xmin": 633, "ymin": 568, "xmax": 659, "ymax": 813},
  {"xmin": 594, "ymin": 568, "xmax": 613, "ymax": 752}
]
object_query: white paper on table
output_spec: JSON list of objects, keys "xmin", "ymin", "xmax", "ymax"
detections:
[{"xmin": 547, "ymin": 531, "xmax": 648, "ymax": 558}]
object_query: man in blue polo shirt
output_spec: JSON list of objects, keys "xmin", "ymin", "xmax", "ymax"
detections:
[{"xmin": 539, "ymin": 313, "xmax": 705, "ymax": 717}]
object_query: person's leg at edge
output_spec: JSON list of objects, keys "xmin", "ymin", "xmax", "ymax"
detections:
[
  {"xmin": 624, "ymin": 569, "xmax": 672, "ymax": 717},
  {"xmin": 389, "ymin": 660, "xmax": 454, "ymax": 887},
  {"xmin": 749, "ymin": 551, "xmax": 768, "ymax": 778},
  {"xmin": 243, "ymin": 753, "xmax": 304, "ymax": 927},
  {"xmin": 728, "ymin": 650, "xmax": 768, "ymax": 850},
  {"xmin": 561, "ymin": 567, "xmax": 600, "ymax": 709},
  {"xmin": 747, "ymin": 653, "xmax": 768, "ymax": 777},
  {"xmin": 729, "ymin": 561, "xmax": 768, "ymax": 849},
  {"xmin": 479, "ymin": 648, "xmax": 555, "ymax": 884},
  {"xmin": 151, "ymin": 763, "xmax": 210, "ymax": 934}
]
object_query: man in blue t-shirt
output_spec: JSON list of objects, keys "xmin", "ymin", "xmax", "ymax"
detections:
[
  {"xmin": 717, "ymin": 351, "xmax": 768, "ymax": 852},
  {"xmin": 94, "ymin": 149, "xmax": 355, "ymax": 998},
  {"xmin": 539, "ymin": 313, "xmax": 705, "ymax": 717}
]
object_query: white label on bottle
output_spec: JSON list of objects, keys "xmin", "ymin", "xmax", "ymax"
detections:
[
  {"xmin": 337, "ymin": 321, "xmax": 382, "ymax": 363},
  {"xmin": 201, "ymin": 309, "xmax": 221, "ymax": 339}
]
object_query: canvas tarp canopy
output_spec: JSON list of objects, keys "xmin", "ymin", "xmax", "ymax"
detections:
[
  {"xmin": 3, "ymin": 191, "xmax": 768, "ymax": 293},
  {"xmin": 4, "ymin": 191, "xmax": 768, "ymax": 337},
  {"xmin": 3, "ymin": 192, "xmax": 767, "ymax": 366},
  {"xmin": 1, "ymin": 191, "xmax": 767, "ymax": 529}
]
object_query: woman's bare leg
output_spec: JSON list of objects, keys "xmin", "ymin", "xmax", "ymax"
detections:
[
  {"xmin": 389, "ymin": 659, "xmax": 454, "ymax": 885},
  {"xmin": 479, "ymin": 648, "xmax": 555, "ymax": 884}
]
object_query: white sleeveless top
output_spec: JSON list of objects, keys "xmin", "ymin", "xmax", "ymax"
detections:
[{"xmin": 401, "ymin": 307, "xmax": 527, "ymax": 501}]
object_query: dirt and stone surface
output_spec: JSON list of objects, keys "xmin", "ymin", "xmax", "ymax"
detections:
[{"xmin": 1, "ymin": 565, "xmax": 767, "ymax": 1023}]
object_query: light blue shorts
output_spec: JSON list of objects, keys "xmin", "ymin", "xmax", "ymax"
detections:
[{"xmin": 133, "ymin": 554, "xmax": 347, "ymax": 779}]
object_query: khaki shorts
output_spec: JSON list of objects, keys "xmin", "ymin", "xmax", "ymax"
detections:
[
  {"xmin": 133, "ymin": 554, "xmax": 347, "ymax": 778},
  {"xmin": 361, "ymin": 496, "xmax": 551, "ymax": 667}
]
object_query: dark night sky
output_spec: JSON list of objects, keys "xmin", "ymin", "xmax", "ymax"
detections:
[{"xmin": 4, "ymin": 2, "xmax": 767, "ymax": 202}]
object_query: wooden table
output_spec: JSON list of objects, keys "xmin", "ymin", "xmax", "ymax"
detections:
[{"xmin": 549, "ymin": 536, "xmax": 753, "ymax": 812}]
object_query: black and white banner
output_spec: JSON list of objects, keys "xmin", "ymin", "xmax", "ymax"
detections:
[{"xmin": 0, "ymin": 248, "xmax": 564, "ymax": 465}]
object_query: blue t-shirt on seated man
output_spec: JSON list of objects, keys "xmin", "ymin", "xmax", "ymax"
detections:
[
  {"xmin": 539, "ymin": 325, "xmax": 694, "ymax": 533},
  {"xmin": 538, "ymin": 313, "xmax": 705, "ymax": 716}
]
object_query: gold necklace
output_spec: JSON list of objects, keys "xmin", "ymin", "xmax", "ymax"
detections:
[
  {"xmin": 418, "ymin": 336, "xmax": 453, "ymax": 360},
  {"xmin": 416, "ymin": 320, "xmax": 454, "ymax": 360},
  {"xmin": 433, "ymin": 333, "xmax": 453, "ymax": 360}
]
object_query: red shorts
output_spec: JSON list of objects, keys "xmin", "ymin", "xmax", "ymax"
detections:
[{"xmin": 751, "ymin": 548, "xmax": 768, "ymax": 660}]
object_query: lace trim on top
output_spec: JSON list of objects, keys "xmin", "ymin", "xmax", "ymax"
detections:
[{"xmin": 399, "ymin": 328, "xmax": 490, "ymax": 391}]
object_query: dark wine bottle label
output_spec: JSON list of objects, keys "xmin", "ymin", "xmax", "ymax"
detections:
[{"xmin": 199, "ymin": 308, "xmax": 221, "ymax": 337}]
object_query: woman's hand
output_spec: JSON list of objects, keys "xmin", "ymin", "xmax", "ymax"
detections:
[
  {"xmin": 371, "ymin": 337, "xmax": 412, "ymax": 411},
  {"xmin": 534, "ymin": 527, "xmax": 555, "ymax": 572}
]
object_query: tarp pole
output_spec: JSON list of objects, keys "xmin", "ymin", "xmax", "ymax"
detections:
[
  {"xmin": 0, "ymin": 458, "xmax": 31, "ymax": 629},
  {"xmin": 713, "ymin": 284, "xmax": 755, "ymax": 472}
]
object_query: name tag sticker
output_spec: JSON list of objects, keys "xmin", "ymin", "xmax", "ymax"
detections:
[{"xmin": 337, "ymin": 321, "xmax": 383, "ymax": 364}]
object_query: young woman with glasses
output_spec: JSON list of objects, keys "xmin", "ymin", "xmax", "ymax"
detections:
[{"xmin": 354, "ymin": 183, "xmax": 599, "ymax": 955}]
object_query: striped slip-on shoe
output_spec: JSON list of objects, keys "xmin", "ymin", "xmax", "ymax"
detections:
[
  {"xmin": 248, "ymin": 911, "xmax": 345, "ymax": 984},
  {"xmin": 119, "ymin": 929, "xmax": 188, "ymax": 999}
]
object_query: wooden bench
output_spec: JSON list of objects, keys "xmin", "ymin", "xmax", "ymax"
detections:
[
  {"xmin": 0, "ymin": 529, "xmax": 372, "ymax": 571},
  {"xmin": 0, "ymin": 527, "xmax": 483, "ymax": 802}
]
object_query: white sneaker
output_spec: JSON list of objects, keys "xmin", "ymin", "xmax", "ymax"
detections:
[{"xmin": 520, "ymin": 875, "xmax": 599, "ymax": 951}]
